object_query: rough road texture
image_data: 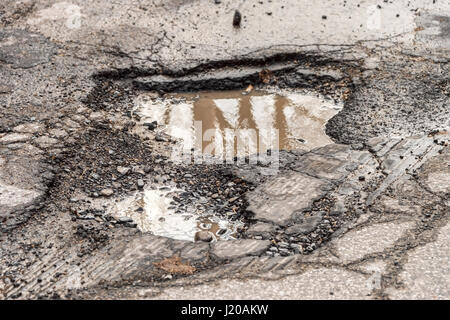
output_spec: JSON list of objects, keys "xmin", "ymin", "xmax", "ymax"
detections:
[{"xmin": 0, "ymin": 0, "xmax": 449, "ymax": 300}]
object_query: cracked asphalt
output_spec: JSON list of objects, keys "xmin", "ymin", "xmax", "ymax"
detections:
[{"xmin": 0, "ymin": 0, "xmax": 449, "ymax": 300}]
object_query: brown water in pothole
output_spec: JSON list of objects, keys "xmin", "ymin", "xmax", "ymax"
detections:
[{"xmin": 135, "ymin": 89, "xmax": 342, "ymax": 156}]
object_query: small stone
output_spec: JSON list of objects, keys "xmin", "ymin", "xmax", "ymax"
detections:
[
  {"xmin": 279, "ymin": 241, "xmax": 289, "ymax": 248},
  {"xmin": 155, "ymin": 134, "xmax": 166, "ymax": 142},
  {"xmin": 0, "ymin": 85, "xmax": 12, "ymax": 94},
  {"xmin": 100, "ymin": 188, "xmax": 114, "ymax": 197},
  {"xmin": 0, "ymin": 133, "xmax": 32, "ymax": 144},
  {"xmin": 117, "ymin": 216, "xmax": 133, "ymax": 223},
  {"xmin": 117, "ymin": 166, "xmax": 130, "ymax": 175},
  {"xmin": 143, "ymin": 121, "xmax": 157, "ymax": 131},
  {"xmin": 144, "ymin": 166, "xmax": 153, "ymax": 173},
  {"xmin": 126, "ymin": 222, "xmax": 138, "ymax": 228},
  {"xmin": 195, "ymin": 231, "xmax": 214, "ymax": 242},
  {"xmin": 91, "ymin": 173, "xmax": 100, "ymax": 180},
  {"xmin": 137, "ymin": 179, "xmax": 145, "ymax": 189}
]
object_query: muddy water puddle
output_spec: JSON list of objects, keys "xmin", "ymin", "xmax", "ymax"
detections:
[
  {"xmin": 108, "ymin": 187, "xmax": 243, "ymax": 242},
  {"xmin": 135, "ymin": 89, "xmax": 343, "ymax": 157}
]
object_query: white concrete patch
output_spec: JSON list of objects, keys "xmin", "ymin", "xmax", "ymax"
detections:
[{"xmin": 28, "ymin": 2, "xmax": 83, "ymax": 30}]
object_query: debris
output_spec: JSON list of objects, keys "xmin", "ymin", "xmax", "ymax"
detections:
[
  {"xmin": 100, "ymin": 188, "xmax": 114, "ymax": 197},
  {"xmin": 143, "ymin": 121, "xmax": 157, "ymax": 131},
  {"xmin": 243, "ymin": 84, "xmax": 254, "ymax": 94},
  {"xmin": 195, "ymin": 231, "xmax": 214, "ymax": 242},
  {"xmin": 117, "ymin": 166, "xmax": 131, "ymax": 175},
  {"xmin": 259, "ymin": 69, "xmax": 273, "ymax": 84},
  {"xmin": 233, "ymin": 10, "xmax": 242, "ymax": 27},
  {"xmin": 153, "ymin": 256, "xmax": 196, "ymax": 275}
]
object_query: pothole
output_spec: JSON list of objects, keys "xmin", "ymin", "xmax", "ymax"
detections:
[
  {"xmin": 110, "ymin": 87, "xmax": 345, "ymax": 243},
  {"xmin": 134, "ymin": 88, "xmax": 342, "ymax": 158}
]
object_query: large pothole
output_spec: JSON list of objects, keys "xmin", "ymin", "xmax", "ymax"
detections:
[{"xmin": 73, "ymin": 60, "xmax": 353, "ymax": 250}]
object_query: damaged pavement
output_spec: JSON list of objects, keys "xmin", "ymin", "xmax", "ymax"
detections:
[{"xmin": 0, "ymin": 0, "xmax": 449, "ymax": 300}]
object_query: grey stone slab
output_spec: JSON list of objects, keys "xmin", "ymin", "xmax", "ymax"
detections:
[{"xmin": 247, "ymin": 172, "xmax": 330, "ymax": 226}]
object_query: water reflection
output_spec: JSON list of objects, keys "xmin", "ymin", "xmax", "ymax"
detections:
[{"xmin": 136, "ymin": 89, "xmax": 342, "ymax": 155}]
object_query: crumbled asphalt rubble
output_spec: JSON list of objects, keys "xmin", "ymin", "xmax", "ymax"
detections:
[
  {"xmin": 53, "ymin": 118, "xmax": 373, "ymax": 257},
  {"xmin": 51, "ymin": 124, "xmax": 257, "ymax": 236},
  {"xmin": 9, "ymin": 50, "xmax": 446, "ymax": 266}
]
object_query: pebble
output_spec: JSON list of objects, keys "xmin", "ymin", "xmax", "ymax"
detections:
[
  {"xmin": 125, "ymin": 222, "xmax": 138, "ymax": 228},
  {"xmin": 117, "ymin": 166, "xmax": 130, "ymax": 175},
  {"xmin": 278, "ymin": 241, "xmax": 289, "ymax": 248},
  {"xmin": 117, "ymin": 216, "xmax": 133, "ymax": 223},
  {"xmin": 137, "ymin": 179, "xmax": 145, "ymax": 189},
  {"xmin": 155, "ymin": 134, "xmax": 166, "ymax": 142},
  {"xmin": 91, "ymin": 173, "xmax": 100, "ymax": 180},
  {"xmin": 194, "ymin": 231, "xmax": 214, "ymax": 242},
  {"xmin": 143, "ymin": 121, "xmax": 157, "ymax": 131},
  {"xmin": 100, "ymin": 188, "xmax": 114, "ymax": 197}
]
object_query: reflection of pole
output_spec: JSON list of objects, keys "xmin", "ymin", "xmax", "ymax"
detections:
[
  {"xmin": 213, "ymin": 98, "xmax": 240, "ymax": 128},
  {"xmin": 259, "ymin": 128, "xmax": 279, "ymax": 176},
  {"xmin": 250, "ymin": 95, "xmax": 277, "ymax": 155},
  {"xmin": 224, "ymin": 128, "xmax": 236, "ymax": 165},
  {"xmin": 193, "ymin": 120, "xmax": 203, "ymax": 165},
  {"xmin": 169, "ymin": 103, "xmax": 195, "ymax": 165},
  {"xmin": 236, "ymin": 129, "xmax": 258, "ymax": 164}
]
